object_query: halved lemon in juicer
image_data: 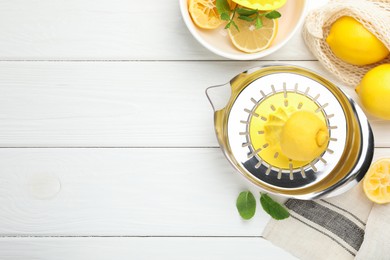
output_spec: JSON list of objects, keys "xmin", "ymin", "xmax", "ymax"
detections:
[{"xmin": 249, "ymin": 90, "xmax": 329, "ymax": 170}]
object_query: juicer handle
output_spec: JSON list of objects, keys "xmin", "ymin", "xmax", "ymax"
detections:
[
  {"xmin": 205, "ymin": 83, "xmax": 232, "ymax": 112},
  {"xmin": 206, "ymin": 64, "xmax": 287, "ymax": 112}
]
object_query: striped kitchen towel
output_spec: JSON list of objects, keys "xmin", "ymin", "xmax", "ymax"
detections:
[{"xmin": 262, "ymin": 184, "xmax": 390, "ymax": 259}]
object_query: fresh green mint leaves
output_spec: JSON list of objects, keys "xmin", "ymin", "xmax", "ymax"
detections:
[
  {"xmin": 236, "ymin": 191, "xmax": 290, "ymax": 220},
  {"xmin": 236, "ymin": 191, "xmax": 257, "ymax": 219},
  {"xmin": 216, "ymin": 0, "xmax": 231, "ymax": 19},
  {"xmin": 216, "ymin": 0, "xmax": 239, "ymax": 30},
  {"xmin": 215, "ymin": 0, "xmax": 281, "ymax": 31},
  {"xmin": 265, "ymin": 10, "xmax": 282, "ymax": 19},
  {"xmin": 260, "ymin": 193, "xmax": 290, "ymax": 220}
]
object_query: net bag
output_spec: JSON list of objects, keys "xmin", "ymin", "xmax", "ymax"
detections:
[{"xmin": 302, "ymin": 0, "xmax": 390, "ymax": 86}]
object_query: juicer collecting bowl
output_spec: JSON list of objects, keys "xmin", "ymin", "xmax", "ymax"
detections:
[{"xmin": 206, "ymin": 65, "xmax": 374, "ymax": 200}]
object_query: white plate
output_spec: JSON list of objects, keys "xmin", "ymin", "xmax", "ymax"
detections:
[{"xmin": 179, "ymin": 0, "xmax": 307, "ymax": 60}]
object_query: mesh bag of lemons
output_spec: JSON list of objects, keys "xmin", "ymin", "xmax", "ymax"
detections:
[
  {"xmin": 303, "ymin": 0, "xmax": 390, "ymax": 85},
  {"xmin": 188, "ymin": 0, "xmax": 284, "ymax": 53},
  {"xmin": 303, "ymin": 1, "xmax": 390, "ymax": 119}
]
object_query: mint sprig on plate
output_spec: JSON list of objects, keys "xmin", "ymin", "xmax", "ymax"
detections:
[
  {"xmin": 236, "ymin": 191, "xmax": 290, "ymax": 220},
  {"xmin": 216, "ymin": 0, "xmax": 281, "ymax": 31}
]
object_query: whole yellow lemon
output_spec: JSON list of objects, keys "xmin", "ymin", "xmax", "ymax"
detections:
[
  {"xmin": 280, "ymin": 111, "xmax": 329, "ymax": 162},
  {"xmin": 326, "ymin": 16, "xmax": 389, "ymax": 66},
  {"xmin": 356, "ymin": 64, "xmax": 390, "ymax": 119}
]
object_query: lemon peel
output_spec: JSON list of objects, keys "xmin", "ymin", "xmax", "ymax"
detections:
[
  {"xmin": 356, "ymin": 64, "xmax": 390, "ymax": 120},
  {"xmin": 280, "ymin": 111, "xmax": 329, "ymax": 162},
  {"xmin": 326, "ymin": 16, "xmax": 389, "ymax": 66},
  {"xmin": 264, "ymin": 108, "xmax": 329, "ymax": 163}
]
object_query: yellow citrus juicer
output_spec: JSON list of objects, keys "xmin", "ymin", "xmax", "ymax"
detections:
[{"xmin": 206, "ymin": 65, "xmax": 374, "ymax": 199}]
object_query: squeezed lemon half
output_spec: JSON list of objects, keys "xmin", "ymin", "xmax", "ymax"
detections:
[
  {"xmin": 188, "ymin": 0, "xmax": 223, "ymax": 29},
  {"xmin": 363, "ymin": 158, "xmax": 390, "ymax": 204}
]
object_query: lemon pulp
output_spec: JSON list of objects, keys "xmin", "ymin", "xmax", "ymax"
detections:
[
  {"xmin": 363, "ymin": 158, "xmax": 390, "ymax": 204},
  {"xmin": 249, "ymin": 92, "xmax": 329, "ymax": 169},
  {"xmin": 188, "ymin": 0, "xmax": 223, "ymax": 29},
  {"xmin": 228, "ymin": 11, "xmax": 278, "ymax": 53}
]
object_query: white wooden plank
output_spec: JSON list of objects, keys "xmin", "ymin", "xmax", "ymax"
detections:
[
  {"xmin": 0, "ymin": 61, "xmax": 388, "ymax": 147},
  {"xmin": 0, "ymin": 0, "xmax": 327, "ymax": 60},
  {"xmin": 0, "ymin": 147, "xmax": 387, "ymax": 236},
  {"xmin": 0, "ymin": 148, "xmax": 267, "ymax": 235},
  {"xmin": 0, "ymin": 237, "xmax": 298, "ymax": 260}
]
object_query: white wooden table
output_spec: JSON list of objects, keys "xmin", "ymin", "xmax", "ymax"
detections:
[{"xmin": 0, "ymin": 0, "xmax": 389, "ymax": 259}]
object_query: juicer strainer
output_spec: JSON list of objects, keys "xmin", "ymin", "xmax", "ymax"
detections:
[{"xmin": 206, "ymin": 65, "xmax": 374, "ymax": 199}]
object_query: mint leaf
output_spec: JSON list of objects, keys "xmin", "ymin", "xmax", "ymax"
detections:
[
  {"xmin": 216, "ymin": 0, "xmax": 231, "ymax": 18},
  {"xmin": 265, "ymin": 10, "xmax": 281, "ymax": 19},
  {"xmin": 255, "ymin": 17, "xmax": 263, "ymax": 29},
  {"xmin": 220, "ymin": 12, "xmax": 230, "ymax": 21},
  {"xmin": 260, "ymin": 193, "xmax": 289, "ymax": 220},
  {"xmin": 236, "ymin": 191, "xmax": 256, "ymax": 220},
  {"xmin": 238, "ymin": 15, "xmax": 255, "ymax": 22},
  {"xmin": 236, "ymin": 8, "xmax": 258, "ymax": 16},
  {"xmin": 231, "ymin": 20, "xmax": 239, "ymax": 32}
]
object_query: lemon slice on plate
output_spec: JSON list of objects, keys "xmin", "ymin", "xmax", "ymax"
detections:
[
  {"xmin": 188, "ymin": 0, "xmax": 224, "ymax": 29},
  {"xmin": 228, "ymin": 15, "xmax": 277, "ymax": 53},
  {"xmin": 363, "ymin": 158, "xmax": 390, "ymax": 204},
  {"xmin": 232, "ymin": 0, "xmax": 286, "ymax": 10}
]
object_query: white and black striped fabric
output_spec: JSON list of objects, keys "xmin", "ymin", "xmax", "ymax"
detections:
[
  {"xmin": 262, "ymin": 184, "xmax": 390, "ymax": 260},
  {"xmin": 285, "ymin": 199, "xmax": 365, "ymax": 256}
]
